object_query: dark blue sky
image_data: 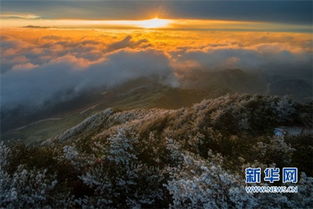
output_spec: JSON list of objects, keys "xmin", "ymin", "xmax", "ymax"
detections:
[{"xmin": 2, "ymin": 0, "xmax": 312, "ymax": 25}]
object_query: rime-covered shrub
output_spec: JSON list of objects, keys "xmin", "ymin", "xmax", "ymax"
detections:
[
  {"xmin": 166, "ymin": 152, "xmax": 257, "ymax": 209},
  {"xmin": 272, "ymin": 96, "xmax": 296, "ymax": 123},
  {"xmin": 0, "ymin": 142, "xmax": 72, "ymax": 209},
  {"xmin": 78, "ymin": 129, "xmax": 166, "ymax": 208},
  {"xmin": 254, "ymin": 136, "xmax": 295, "ymax": 166}
]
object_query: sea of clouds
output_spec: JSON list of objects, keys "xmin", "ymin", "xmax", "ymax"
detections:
[{"xmin": 1, "ymin": 33, "xmax": 312, "ymax": 111}]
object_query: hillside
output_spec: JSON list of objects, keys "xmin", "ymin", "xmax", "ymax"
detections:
[
  {"xmin": 3, "ymin": 68, "xmax": 311, "ymax": 144},
  {"xmin": 1, "ymin": 70, "xmax": 258, "ymax": 144},
  {"xmin": 1, "ymin": 94, "xmax": 312, "ymax": 208}
]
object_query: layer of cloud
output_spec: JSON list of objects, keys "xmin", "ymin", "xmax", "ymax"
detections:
[
  {"xmin": 171, "ymin": 47, "xmax": 312, "ymax": 73},
  {"xmin": 1, "ymin": 30, "xmax": 312, "ymax": 112},
  {"xmin": 0, "ymin": 13, "xmax": 40, "ymax": 19},
  {"xmin": 1, "ymin": 36, "xmax": 175, "ymax": 109}
]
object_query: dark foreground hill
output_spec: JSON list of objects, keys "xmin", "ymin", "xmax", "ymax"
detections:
[{"xmin": 1, "ymin": 94, "xmax": 313, "ymax": 208}]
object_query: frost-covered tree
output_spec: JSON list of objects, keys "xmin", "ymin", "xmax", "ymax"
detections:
[
  {"xmin": 165, "ymin": 152, "xmax": 257, "ymax": 209},
  {"xmin": 0, "ymin": 142, "xmax": 72, "ymax": 209},
  {"xmin": 272, "ymin": 96, "xmax": 296, "ymax": 122},
  {"xmin": 78, "ymin": 129, "xmax": 165, "ymax": 208}
]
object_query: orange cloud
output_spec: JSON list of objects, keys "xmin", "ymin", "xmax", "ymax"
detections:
[{"xmin": 12, "ymin": 63, "xmax": 38, "ymax": 71}]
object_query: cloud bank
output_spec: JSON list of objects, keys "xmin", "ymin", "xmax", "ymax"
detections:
[
  {"xmin": 1, "ymin": 37, "xmax": 175, "ymax": 110},
  {"xmin": 1, "ymin": 30, "xmax": 312, "ymax": 112}
]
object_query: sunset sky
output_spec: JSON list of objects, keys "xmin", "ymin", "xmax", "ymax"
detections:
[
  {"xmin": 1, "ymin": 1, "xmax": 312, "ymax": 23},
  {"xmin": 1, "ymin": 0, "xmax": 312, "ymax": 31},
  {"xmin": 1, "ymin": 0, "xmax": 312, "ymax": 109}
]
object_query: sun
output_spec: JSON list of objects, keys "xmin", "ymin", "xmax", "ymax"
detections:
[{"xmin": 137, "ymin": 18, "xmax": 171, "ymax": 29}]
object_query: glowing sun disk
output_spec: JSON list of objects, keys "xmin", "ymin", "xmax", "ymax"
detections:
[{"xmin": 136, "ymin": 18, "xmax": 171, "ymax": 28}]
